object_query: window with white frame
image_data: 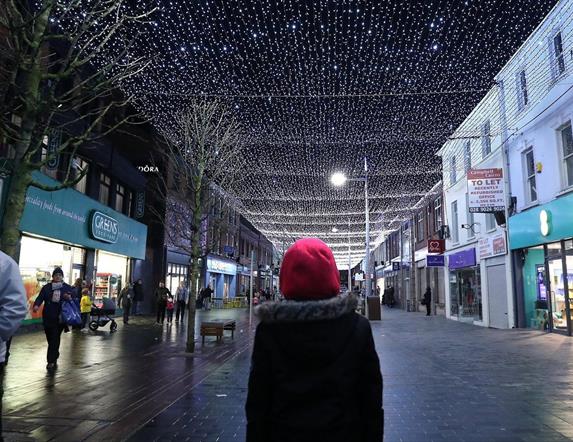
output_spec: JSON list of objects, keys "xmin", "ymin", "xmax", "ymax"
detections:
[
  {"xmin": 560, "ymin": 122, "xmax": 573, "ymax": 188},
  {"xmin": 99, "ymin": 173, "xmax": 111, "ymax": 205},
  {"xmin": 465, "ymin": 193, "xmax": 474, "ymax": 239},
  {"xmin": 450, "ymin": 155, "xmax": 457, "ymax": 185},
  {"xmin": 115, "ymin": 183, "xmax": 125, "ymax": 213},
  {"xmin": 73, "ymin": 157, "xmax": 89, "ymax": 194},
  {"xmin": 416, "ymin": 212, "xmax": 425, "ymax": 241},
  {"xmin": 434, "ymin": 196, "xmax": 442, "ymax": 232},
  {"xmin": 451, "ymin": 201, "xmax": 459, "ymax": 243},
  {"xmin": 553, "ymin": 32, "xmax": 566, "ymax": 76},
  {"xmin": 523, "ymin": 147, "xmax": 537, "ymax": 203},
  {"xmin": 481, "ymin": 120, "xmax": 491, "ymax": 158},
  {"xmin": 464, "ymin": 141, "xmax": 471, "ymax": 172},
  {"xmin": 516, "ymin": 69, "xmax": 529, "ymax": 111},
  {"xmin": 485, "ymin": 213, "xmax": 496, "ymax": 231}
]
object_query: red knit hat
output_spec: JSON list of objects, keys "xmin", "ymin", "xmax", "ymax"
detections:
[{"xmin": 280, "ymin": 238, "xmax": 340, "ymax": 300}]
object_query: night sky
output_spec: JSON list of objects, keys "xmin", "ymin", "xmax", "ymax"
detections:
[{"xmin": 122, "ymin": 0, "xmax": 559, "ymax": 263}]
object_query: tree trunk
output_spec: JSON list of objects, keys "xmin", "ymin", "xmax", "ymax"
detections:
[
  {"xmin": 0, "ymin": 162, "xmax": 32, "ymax": 260},
  {"xmin": 186, "ymin": 175, "xmax": 205, "ymax": 353}
]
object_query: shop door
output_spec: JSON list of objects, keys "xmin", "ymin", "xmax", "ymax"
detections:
[
  {"xmin": 487, "ymin": 264, "xmax": 507, "ymax": 329},
  {"xmin": 546, "ymin": 257, "xmax": 571, "ymax": 333}
]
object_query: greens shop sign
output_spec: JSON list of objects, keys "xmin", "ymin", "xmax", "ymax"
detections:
[{"xmin": 90, "ymin": 211, "xmax": 119, "ymax": 243}]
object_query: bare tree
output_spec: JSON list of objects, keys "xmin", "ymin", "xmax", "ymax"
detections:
[
  {"xmin": 155, "ymin": 100, "xmax": 245, "ymax": 353},
  {"xmin": 0, "ymin": 0, "xmax": 154, "ymax": 259}
]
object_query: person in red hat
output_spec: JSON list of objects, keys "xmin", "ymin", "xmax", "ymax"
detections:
[{"xmin": 245, "ymin": 238, "xmax": 383, "ymax": 442}]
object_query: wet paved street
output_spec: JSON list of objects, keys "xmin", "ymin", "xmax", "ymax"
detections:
[{"xmin": 5, "ymin": 307, "xmax": 573, "ymax": 441}]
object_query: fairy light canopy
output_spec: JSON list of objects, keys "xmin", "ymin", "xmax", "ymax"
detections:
[{"xmin": 116, "ymin": 0, "xmax": 557, "ymax": 267}]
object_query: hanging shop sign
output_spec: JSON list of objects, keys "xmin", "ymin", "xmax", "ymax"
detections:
[
  {"xmin": 134, "ymin": 191, "xmax": 145, "ymax": 219},
  {"xmin": 392, "ymin": 262, "xmax": 401, "ymax": 271},
  {"xmin": 426, "ymin": 255, "xmax": 445, "ymax": 267},
  {"xmin": 20, "ymin": 172, "xmax": 147, "ymax": 259},
  {"xmin": 223, "ymin": 245, "xmax": 235, "ymax": 255},
  {"xmin": 478, "ymin": 233, "xmax": 507, "ymax": 259},
  {"xmin": 206, "ymin": 256, "xmax": 237, "ymax": 275},
  {"xmin": 427, "ymin": 239, "xmax": 445, "ymax": 254},
  {"xmin": 448, "ymin": 248, "xmax": 476, "ymax": 270},
  {"xmin": 467, "ymin": 168, "xmax": 505, "ymax": 213}
]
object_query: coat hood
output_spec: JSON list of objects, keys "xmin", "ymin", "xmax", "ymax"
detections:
[{"xmin": 255, "ymin": 294, "xmax": 358, "ymax": 323}]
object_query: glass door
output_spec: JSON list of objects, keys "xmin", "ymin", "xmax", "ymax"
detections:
[{"xmin": 546, "ymin": 256, "xmax": 568, "ymax": 332}]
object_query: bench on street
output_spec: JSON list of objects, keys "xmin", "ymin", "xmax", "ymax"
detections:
[{"xmin": 200, "ymin": 319, "xmax": 236, "ymax": 344}]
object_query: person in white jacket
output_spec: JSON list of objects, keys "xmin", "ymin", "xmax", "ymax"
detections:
[{"xmin": 0, "ymin": 251, "xmax": 28, "ymax": 441}]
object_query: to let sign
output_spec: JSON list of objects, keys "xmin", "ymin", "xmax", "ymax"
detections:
[
  {"xmin": 467, "ymin": 168, "xmax": 505, "ymax": 213},
  {"xmin": 427, "ymin": 239, "xmax": 445, "ymax": 254}
]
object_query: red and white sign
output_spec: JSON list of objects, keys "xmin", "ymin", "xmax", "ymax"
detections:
[
  {"xmin": 467, "ymin": 168, "xmax": 506, "ymax": 213},
  {"xmin": 427, "ymin": 239, "xmax": 445, "ymax": 254},
  {"xmin": 479, "ymin": 232, "xmax": 507, "ymax": 259}
]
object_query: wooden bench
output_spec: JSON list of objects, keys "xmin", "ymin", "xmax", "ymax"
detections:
[{"xmin": 200, "ymin": 319, "xmax": 236, "ymax": 344}]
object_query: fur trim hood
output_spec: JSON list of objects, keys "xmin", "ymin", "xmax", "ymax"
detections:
[{"xmin": 255, "ymin": 295, "xmax": 358, "ymax": 323}]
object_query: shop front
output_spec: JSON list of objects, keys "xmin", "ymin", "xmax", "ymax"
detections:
[
  {"xmin": 18, "ymin": 172, "xmax": 147, "ymax": 324},
  {"xmin": 165, "ymin": 250, "xmax": 190, "ymax": 294},
  {"xmin": 205, "ymin": 255, "xmax": 237, "ymax": 298},
  {"xmin": 509, "ymin": 192, "xmax": 573, "ymax": 335},
  {"xmin": 447, "ymin": 248, "xmax": 482, "ymax": 323}
]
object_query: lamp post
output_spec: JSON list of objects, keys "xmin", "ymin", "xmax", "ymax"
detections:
[{"xmin": 330, "ymin": 157, "xmax": 371, "ymax": 318}]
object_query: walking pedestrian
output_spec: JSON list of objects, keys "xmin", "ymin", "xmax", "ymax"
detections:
[
  {"xmin": 423, "ymin": 286, "xmax": 432, "ymax": 316},
  {"xmin": 70, "ymin": 278, "xmax": 83, "ymax": 330},
  {"xmin": 33, "ymin": 267, "xmax": 74, "ymax": 370},
  {"xmin": 175, "ymin": 282, "xmax": 188, "ymax": 323},
  {"xmin": 387, "ymin": 285, "xmax": 395, "ymax": 308},
  {"xmin": 202, "ymin": 285, "xmax": 213, "ymax": 311},
  {"xmin": 117, "ymin": 283, "xmax": 133, "ymax": 324},
  {"xmin": 132, "ymin": 279, "xmax": 144, "ymax": 315},
  {"xmin": 80, "ymin": 288, "xmax": 92, "ymax": 329},
  {"xmin": 246, "ymin": 238, "xmax": 383, "ymax": 442},
  {"xmin": 155, "ymin": 282, "xmax": 170, "ymax": 324},
  {"xmin": 0, "ymin": 251, "xmax": 27, "ymax": 441},
  {"xmin": 166, "ymin": 295, "xmax": 175, "ymax": 324}
]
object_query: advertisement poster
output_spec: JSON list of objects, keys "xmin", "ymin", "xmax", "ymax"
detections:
[
  {"xmin": 467, "ymin": 168, "xmax": 505, "ymax": 213},
  {"xmin": 479, "ymin": 233, "xmax": 507, "ymax": 259}
]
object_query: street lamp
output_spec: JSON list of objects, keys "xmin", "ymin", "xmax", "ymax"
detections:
[{"xmin": 330, "ymin": 157, "xmax": 372, "ymax": 318}]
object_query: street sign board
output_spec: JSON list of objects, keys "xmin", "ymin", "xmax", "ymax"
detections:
[
  {"xmin": 224, "ymin": 245, "xmax": 235, "ymax": 255},
  {"xmin": 467, "ymin": 168, "xmax": 505, "ymax": 213},
  {"xmin": 427, "ymin": 239, "xmax": 445, "ymax": 254},
  {"xmin": 426, "ymin": 255, "xmax": 445, "ymax": 267},
  {"xmin": 392, "ymin": 262, "xmax": 401, "ymax": 271}
]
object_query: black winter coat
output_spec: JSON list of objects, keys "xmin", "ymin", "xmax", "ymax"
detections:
[{"xmin": 246, "ymin": 295, "xmax": 383, "ymax": 442}]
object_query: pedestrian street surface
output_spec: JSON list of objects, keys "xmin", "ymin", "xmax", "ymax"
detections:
[{"xmin": 5, "ymin": 307, "xmax": 573, "ymax": 441}]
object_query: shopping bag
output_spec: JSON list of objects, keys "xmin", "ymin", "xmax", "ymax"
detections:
[{"xmin": 61, "ymin": 300, "xmax": 82, "ymax": 326}]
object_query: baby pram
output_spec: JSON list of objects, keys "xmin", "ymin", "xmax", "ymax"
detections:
[{"xmin": 89, "ymin": 297, "xmax": 118, "ymax": 332}]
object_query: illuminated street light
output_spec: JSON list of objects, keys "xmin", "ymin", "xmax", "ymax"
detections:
[{"xmin": 330, "ymin": 172, "xmax": 348, "ymax": 187}]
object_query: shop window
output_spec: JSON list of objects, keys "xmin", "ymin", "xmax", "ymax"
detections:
[
  {"xmin": 99, "ymin": 173, "xmax": 111, "ymax": 205},
  {"xmin": 481, "ymin": 120, "xmax": 491, "ymax": 158},
  {"xmin": 560, "ymin": 122, "xmax": 573, "ymax": 188},
  {"xmin": 485, "ymin": 213, "xmax": 496, "ymax": 232},
  {"xmin": 465, "ymin": 194, "xmax": 474, "ymax": 239},
  {"xmin": 73, "ymin": 157, "xmax": 89, "ymax": 194},
  {"xmin": 95, "ymin": 250, "xmax": 129, "ymax": 305},
  {"xmin": 125, "ymin": 190, "xmax": 133, "ymax": 216},
  {"xmin": 115, "ymin": 183, "xmax": 125, "ymax": 213},
  {"xmin": 516, "ymin": 70, "xmax": 528, "ymax": 111},
  {"xmin": 451, "ymin": 201, "xmax": 459, "ymax": 243},
  {"xmin": 416, "ymin": 212, "xmax": 425, "ymax": 241},
  {"xmin": 450, "ymin": 155, "xmax": 457, "ymax": 185},
  {"xmin": 523, "ymin": 148, "xmax": 537, "ymax": 203},
  {"xmin": 464, "ymin": 141, "xmax": 471, "ymax": 173},
  {"xmin": 434, "ymin": 196, "xmax": 442, "ymax": 232},
  {"xmin": 553, "ymin": 31, "xmax": 566, "ymax": 77}
]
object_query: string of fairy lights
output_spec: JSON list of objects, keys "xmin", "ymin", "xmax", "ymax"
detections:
[{"xmin": 49, "ymin": 0, "xmax": 562, "ymax": 267}]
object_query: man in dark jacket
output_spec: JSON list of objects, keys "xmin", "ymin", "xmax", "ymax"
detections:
[
  {"xmin": 155, "ymin": 282, "xmax": 171, "ymax": 324},
  {"xmin": 132, "ymin": 279, "xmax": 144, "ymax": 315},
  {"xmin": 246, "ymin": 238, "xmax": 383, "ymax": 442},
  {"xmin": 33, "ymin": 267, "xmax": 74, "ymax": 370},
  {"xmin": 423, "ymin": 286, "xmax": 432, "ymax": 316},
  {"xmin": 117, "ymin": 284, "xmax": 133, "ymax": 324}
]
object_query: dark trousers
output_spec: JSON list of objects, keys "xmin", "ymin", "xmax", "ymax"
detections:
[
  {"xmin": 166, "ymin": 309, "xmax": 174, "ymax": 323},
  {"xmin": 176, "ymin": 301, "xmax": 186, "ymax": 322},
  {"xmin": 44, "ymin": 324, "xmax": 65, "ymax": 363},
  {"xmin": 81, "ymin": 313, "xmax": 89, "ymax": 329},
  {"xmin": 0, "ymin": 362, "xmax": 4, "ymax": 440},
  {"xmin": 156, "ymin": 303, "xmax": 166, "ymax": 323},
  {"xmin": 123, "ymin": 303, "xmax": 131, "ymax": 323},
  {"xmin": 426, "ymin": 302, "xmax": 431, "ymax": 316}
]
